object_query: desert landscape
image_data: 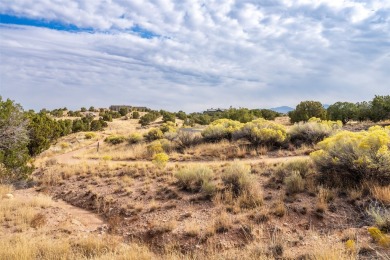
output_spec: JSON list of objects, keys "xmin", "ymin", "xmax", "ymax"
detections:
[{"xmin": 1, "ymin": 99, "xmax": 389, "ymax": 259}]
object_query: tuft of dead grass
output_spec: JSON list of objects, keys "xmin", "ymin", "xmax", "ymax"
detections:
[
  {"xmin": 371, "ymin": 185, "xmax": 390, "ymax": 205},
  {"xmin": 0, "ymin": 184, "xmax": 13, "ymax": 197}
]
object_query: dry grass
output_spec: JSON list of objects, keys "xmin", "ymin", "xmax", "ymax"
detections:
[
  {"xmin": 38, "ymin": 161, "xmax": 136, "ymax": 185},
  {"xmin": 0, "ymin": 193, "xmax": 53, "ymax": 231},
  {"xmin": 103, "ymin": 118, "xmax": 147, "ymax": 136},
  {"xmin": 181, "ymin": 141, "xmax": 255, "ymax": 160},
  {"xmin": 213, "ymin": 211, "xmax": 232, "ymax": 233},
  {"xmin": 284, "ymin": 171, "xmax": 305, "ymax": 194},
  {"xmin": 0, "ymin": 233, "xmax": 154, "ymax": 260},
  {"xmin": 316, "ymin": 187, "xmax": 334, "ymax": 213},
  {"xmin": 81, "ymin": 142, "xmax": 147, "ymax": 161},
  {"xmin": 183, "ymin": 220, "xmax": 201, "ymax": 237},
  {"xmin": 310, "ymin": 235, "xmax": 357, "ymax": 260},
  {"xmin": 0, "ymin": 184, "xmax": 13, "ymax": 197},
  {"xmin": 272, "ymin": 199, "xmax": 286, "ymax": 217},
  {"xmin": 371, "ymin": 185, "xmax": 390, "ymax": 205}
]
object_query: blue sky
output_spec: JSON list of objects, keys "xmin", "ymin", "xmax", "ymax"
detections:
[{"xmin": 0, "ymin": 0, "xmax": 389, "ymax": 112}]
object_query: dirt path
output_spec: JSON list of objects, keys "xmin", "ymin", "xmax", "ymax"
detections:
[
  {"xmin": 53, "ymin": 140, "xmax": 101, "ymax": 164},
  {"xmin": 54, "ymin": 153, "xmax": 309, "ymax": 166},
  {"xmin": 14, "ymin": 188, "xmax": 104, "ymax": 232},
  {"xmin": 49, "ymin": 137, "xmax": 310, "ymax": 166}
]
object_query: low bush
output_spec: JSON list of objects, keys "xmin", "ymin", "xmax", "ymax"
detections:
[
  {"xmin": 367, "ymin": 205, "xmax": 390, "ymax": 233},
  {"xmin": 132, "ymin": 111, "xmax": 140, "ymax": 119},
  {"xmin": 274, "ymin": 159, "xmax": 314, "ymax": 181},
  {"xmin": 222, "ymin": 162, "xmax": 252, "ymax": 196},
  {"xmin": 163, "ymin": 131, "xmax": 178, "ymax": 141},
  {"xmin": 284, "ymin": 171, "xmax": 305, "ymax": 194},
  {"xmin": 311, "ymin": 126, "xmax": 390, "ymax": 187},
  {"xmin": 146, "ymin": 141, "xmax": 164, "ymax": 156},
  {"xmin": 160, "ymin": 139, "xmax": 175, "ymax": 153},
  {"xmin": 104, "ymin": 135, "xmax": 126, "ymax": 145},
  {"xmin": 367, "ymin": 227, "xmax": 390, "ymax": 248},
  {"xmin": 174, "ymin": 165, "xmax": 214, "ymax": 193},
  {"xmin": 237, "ymin": 119, "xmax": 287, "ymax": 147},
  {"xmin": 176, "ymin": 131, "xmax": 202, "ymax": 148},
  {"xmin": 160, "ymin": 121, "xmax": 177, "ymax": 133},
  {"xmin": 288, "ymin": 117, "xmax": 342, "ymax": 145},
  {"xmin": 221, "ymin": 162, "xmax": 263, "ymax": 208},
  {"xmin": 143, "ymin": 128, "xmax": 163, "ymax": 142},
  {"xmin": 85, "ymin": 132, "xmax": 96, "ymax": 139},
  {"xmin": 152, "ymin": 153, "xmax": 169, "ymax": 168},
  {"xmin": 202, "ymin": 119, "xmax": 243, "ymax": 142},
  {"xmin": 128, "ymin": 133, "xmax": 143, "ymax": 144}
]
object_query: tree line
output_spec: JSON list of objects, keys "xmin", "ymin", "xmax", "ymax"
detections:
[
  {"xmin": 0, "ymin": 97, "xmax": 108, "ymax": 181},
  {"xmin": 138, "ymin": 108, "xmax": 282, "ymax": 126},
  {"xmin": 289, "ymin": 95, "xmax": 390, "ymax": 124}
]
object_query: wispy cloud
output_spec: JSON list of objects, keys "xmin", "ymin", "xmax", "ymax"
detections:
[{"xmin": 0, "ymin": 1, "xmax": 389, "ymax": 111}]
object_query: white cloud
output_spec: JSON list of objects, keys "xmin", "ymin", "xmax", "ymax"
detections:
[{"xmin": 0, "ymin": 0, "xmax": 389, "ymax": 111}]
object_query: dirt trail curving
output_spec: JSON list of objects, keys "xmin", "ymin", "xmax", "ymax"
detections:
[
  {"xmin": 50, "ymin": 141, "xmax": 309, "ymax": 165},
  {"xmin": 14, "ymin": 188, "xmax": 104, "ymax": 232},
  {"xmin": 52, "ymin": 140, "xmax": 101, "ymax": 164}
]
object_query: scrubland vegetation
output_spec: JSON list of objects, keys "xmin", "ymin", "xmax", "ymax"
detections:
[{"xmin": 1, "ymin": 95, "xmax": 390, "ymax": 259}]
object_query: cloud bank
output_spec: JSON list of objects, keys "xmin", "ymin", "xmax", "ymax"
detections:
[{"xmin": 0, "ymin": 0, "xmax": 389, "ymax": 111}]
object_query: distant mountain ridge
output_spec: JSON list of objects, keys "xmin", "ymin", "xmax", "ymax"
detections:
[
  {"xmin": 270, "ymin": 104, "xmax": 330, "ymax": 114},
  {"xmin": 269, "ymin": 106, "xmax": 294, "ymax": 114}
]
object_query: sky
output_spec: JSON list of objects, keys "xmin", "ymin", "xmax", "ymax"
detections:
[{"xmin": 0, "ymin": 1, "xmax": 389, "ymax": 112}]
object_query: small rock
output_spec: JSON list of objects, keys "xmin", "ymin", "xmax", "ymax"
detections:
[{"xmin": 3, "ymin": 193, "xmax": 14, "ymax": 199}]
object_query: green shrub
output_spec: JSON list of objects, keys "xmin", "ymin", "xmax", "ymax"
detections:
[
  {"xmin": 288, "ymin": 117, "xmax": 342, "ymax": 145},
  {"xmin": 160, "ymin": 121, "xmax": 177, "ymax": 133},
  {"xmin": 90, "ymin": 119, "xmax": 107, "ymax": 131},
  {"xmin": 288, "ymin": 101, "xmax": 327, "ymax": 123},
  {"xmin": 85, "ymin": 132, "xmax": 96, "ymax": 139},
  {"xmin": 132, "ymin": 111, "xmax": 140, "ymax": 119},
  {"xmin": 119, "ymin": 107, "xmax": 129, "ymax": 116},
  {"xmin": 237, "ymin": 119, "xmax": 287, "ymax": 147},
  {"xmin": 152, "ymin": 153, "xmax": 169, "ymax": 168},
  {"xmin": 162, "ymin": 112, "xmax": 176, "ymax": 123},
  {"xmin": 139, "ymin": 111, "xmax": 160, "ymax": 126},
  {"xmin": 144, "ymin": 128, "xmax": 164, "ymax": 142},
  {"xmin": 104, "ymin": 135, "xmax": 126, "ymax": 145},
  {"xmin": 310, "ymin": 126, "xmax": 390, "ymax": 187},
  {"xmin": 128, "ymin": 133, "xmax": 143, "ymax": 144},
  {"xmin": 175, "ymin": 165, "xmax": 214, "ymax": 193}
]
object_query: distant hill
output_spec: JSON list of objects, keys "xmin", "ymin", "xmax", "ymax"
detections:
[{"xmin": 269, "ymin": 106, "xmax": 294, "ymax": 114}]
